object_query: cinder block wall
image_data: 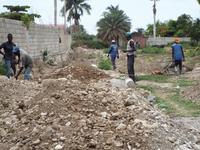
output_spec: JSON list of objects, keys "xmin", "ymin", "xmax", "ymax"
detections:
[{"xmin": 0, "ymin": 18, "xmax": 71, "ymax": 61}]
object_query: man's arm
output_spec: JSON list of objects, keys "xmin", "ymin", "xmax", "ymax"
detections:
[
  {"xmin": 172, "ymin": 46, "xmax": 175, "ymax": 62},
  {"xmin": 181, "ymin": 46, "xmax": 185, "ymax": 61},
  {"xmin": 0, "ymin": 43, "xmax": 5, "ymax": 56},
  {"xmin": 15, "ymin": 67, "xmax": 23, "ymax": 80},
  {"xmin": 116, "ymin": 46, "xmax": 119, "ymax": 58}
]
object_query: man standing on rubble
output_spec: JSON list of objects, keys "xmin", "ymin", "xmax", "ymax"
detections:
[
  {"xmin": 0, "ymin": 33, "xmax": 16, "ymax": 78},
  {"xmin": 107, "ymin": 40, "xmax": 119, "ymax": 70},
  {"xmin": 172, "ymin": 38, "xmax": 185, "ymax": 74},
  {"xmin": 123, "ymin": 32, "xmax": 137, "ymax": 83}
]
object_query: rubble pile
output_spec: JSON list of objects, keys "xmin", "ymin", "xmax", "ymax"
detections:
[
  {"xmin": 43, "ymin": 63, "xmax": 108, "ymax": 82},
  {"xmin": 0, "ymin": 66, "xmax": 200, "ymax": 150}
]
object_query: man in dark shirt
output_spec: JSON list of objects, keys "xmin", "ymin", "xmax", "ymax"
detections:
[{"xmin": 0, "ymin": 33, "xmax": 16, "ymax": 78}]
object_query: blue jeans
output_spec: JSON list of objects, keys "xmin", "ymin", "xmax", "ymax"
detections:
[
  {"xmin": 4, "ymin": 60, "xmax": 14, "ymax": 78},
  {"xmin": 24, "ymin": 67, "xmax": 32, "ymax": 80}
]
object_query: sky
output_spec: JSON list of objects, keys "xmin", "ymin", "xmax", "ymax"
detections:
[{"xmin": 0, "ymin": 0, "xmax": 199, "ymax": 35}]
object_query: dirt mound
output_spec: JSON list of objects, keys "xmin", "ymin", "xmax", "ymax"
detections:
[
  {"xmin": 1, "ymin": 76, "xmax": 200, "ymax": 150},
  {"xmin": 44, "ymin": 63, "xmax": 108, "ymax": 82},
  {"xmin": 0, "ymin": 78, "xmax": 152, "ymax": 150}
]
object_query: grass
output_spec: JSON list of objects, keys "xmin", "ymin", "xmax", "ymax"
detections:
[
  {"xmin": 141, "ymin": 46, "xmax": 166, "ymax": 54},
  {"xmin": 155, "ymin": 97, "xmax": 176, "ymax": 114},
  {"xmin": 137, "ymin": 85, "xmax": 155, "ymax": 93},
  {"xmin": 137, "ymin": 74, "xmax": 170, "ymax": 83},
  {"xmin": 0, "ymin": 62, "xmax": 6, "ymax": 75},
  {"xmin": 169, "ymin": 93, "xmax": 200, "ymax": 117},
  {"xmin": 177, "ymin": 79, "xmax": 196, "ymax": 87}
]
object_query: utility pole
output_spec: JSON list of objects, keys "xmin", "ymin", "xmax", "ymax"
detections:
[
  {"xmin": 64, "ymin": 0, "xmax": 67, "ymax": 33},
  {"xmin": 151, "ymin": 0, "xmax": 159, "ymax": 38},
  {"xmin": 54, "ymin": 0, "xmax": 57, "ymax": 26}
]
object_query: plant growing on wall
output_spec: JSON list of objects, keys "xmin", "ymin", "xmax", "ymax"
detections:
[
  {"xmin": 42, "ymin": 49, "xmax": 48, "ymax": 62},
  {"xmin": 0, "ymin": 5, "xmax": 41, "ymax": 28}
]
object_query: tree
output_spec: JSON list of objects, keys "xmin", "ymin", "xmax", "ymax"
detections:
[
  {"xmin": 190, "ymin": 19, "xmax": 200, "ymax": 44},
  {"xmin": 175, "ymin": 14, "xmax": 192, "ymax": 37},
  {"xmin": 0, "ymin": 5, "xmax": 40, "ymax": 21},
  {"xmin": 197, "ymin": 0, "xmax": 200, "ymax": 4},
  {"xmin": 96, "ymin": 5, "xmax": 131, "ymax": 44},
  {"xmin": 61, "ymin": 0, "xmax": 91, "ymax": 26}
]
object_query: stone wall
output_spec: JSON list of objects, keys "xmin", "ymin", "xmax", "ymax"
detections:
[
  {"xmin": 147, "ymin": 37, "xmax": 191, "ymax": 46},
  {"xmin": 0, "ymin": 18, "xmax": 71, "ymax": 61}
]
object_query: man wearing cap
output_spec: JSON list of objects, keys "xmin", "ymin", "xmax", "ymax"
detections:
[
  {"xmin": 107, "ymin": 40, "xmax": 119, "ymax": 70},
  {"xmin": 123, "ymin": 32, "xmax": 137, "ymax": 83},
  {"xmin": 172, "ymin": 38, "xmax": 185, "ymax": 74},
  {"xmin": 0, "ymin": 33, "xmax": 16, "ymax": 78}
]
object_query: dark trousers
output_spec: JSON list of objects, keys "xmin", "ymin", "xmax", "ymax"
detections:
[
  {"xmin": 111, "ymin": 55, "xmax": 116, "ymax": 70},
  {"xmin": 175, "ymin": 60, "xmax": 183, "ymax": 74},
  {"xmin": 127, "ymin": 55, "xmax": 135, "ymax": 82},
  {"xmin": 11, "ymin": 63, "xmax": 16, "ymax": 75}
]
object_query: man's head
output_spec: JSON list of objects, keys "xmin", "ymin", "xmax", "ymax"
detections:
[
  {"xmin": 125, "ymin": 32, "xmax": 132, "ymax": 40},
  {"xmin": 7, "ymin": 33, "xmax": 13, "ymax": 42},
  {"xmin": 174, "ymin": 38, "xmax": 180, "ymax": 43}
]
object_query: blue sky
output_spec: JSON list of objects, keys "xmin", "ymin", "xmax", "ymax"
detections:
[{"xmin": 0, "ymin": 0, "xmax": 199, "ymax": 34}]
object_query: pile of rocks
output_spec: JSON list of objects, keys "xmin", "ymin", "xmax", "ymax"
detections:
[{"xmin": 0, "ymin": 73, "xmax": 199, "ymax": 149}]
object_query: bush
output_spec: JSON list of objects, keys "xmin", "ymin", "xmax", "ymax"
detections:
[
  {"xmin": 185, "ymin": 48, "xmax": 200, "ymax": 57},
  {"xmin": 141, "ymin": 46, "xmax": 166, "ymax": 54},
  {"xmin": 98, "ymin": 56, "xmax": 112, "ymax": 70},
  {"xmin": 103, "ymin": 48, "xmax": 109, "ymax": 54},
  {"xmin": 84, "ymin": 40, "xmax": 107, "ymax": 49},
  {"xmin": 0, "ymin": 63, "xmax": 6, "ymax": 75}
]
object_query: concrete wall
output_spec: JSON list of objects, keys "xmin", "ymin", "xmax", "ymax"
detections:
[
  {"xmin": 147, "ymin": 37, "xmax": 191, "ymax": 46},
  {"xmin": 0, "ymin": 18, "xmax": 71, "ymax": 61}
]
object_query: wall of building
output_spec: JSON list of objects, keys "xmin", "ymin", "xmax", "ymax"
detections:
[
  {"xmin": 147, "ymin": 37, "xmax": 191, "ymax": 46},
  {"xmin": 0, "ymin": 18, "xmax": 71, "ymax": 61}
]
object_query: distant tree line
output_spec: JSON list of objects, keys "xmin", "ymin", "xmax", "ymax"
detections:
[{"xmin": 145, "ymin": 14, "xmax": 200, "ymax": 44}]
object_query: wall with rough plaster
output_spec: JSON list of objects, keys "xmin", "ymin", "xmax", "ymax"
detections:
[{"xmin": 0, "ymin": 18, "xmax": 71, "ymax": 61}]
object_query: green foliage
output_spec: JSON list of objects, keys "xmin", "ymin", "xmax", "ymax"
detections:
[
  {"xmin": 3, "ymin": 5, "xmax": 30, "ymax": 12},
  {"xmin": 21, "ymin": 14, "xmax": 31, "ymax": 29},
  {"xmin": 0, "ymin": 63, "xmax": 6, "ymax": 75},
  {"xmin": 137, "ymin": 74, "xmax": 169, "ymax": 83},
  {"xmin": 145, "ymin": 14, "xmax": 193, "ymax": 37},
  {"xmin": 177, "ymin": 79, "xmax": 196, "ymax": 87},
  {"xmin": 189, "ymin": 19, "xmax": 200, "ymax": 44},
  {"xmin": 185, "ymin": 48, "xmax": 200, "ymax": 57},
  {"xmin": 0, "ymin": 5, "xmax": 40, "ymax": 24},
  {"xmin": 170, "ymin": 93, "xmax": 200, "ymax": 117},
  {"xmin": 97, "ymin": 5, "xmax": 131, "ymax": 44},
  {"xmin": 42, "ymin": 49, "xmax": 48, "ymax": 62},
  {"xmin": 155, "ymin": 97, "xmax": 175, "ymax": 114},
  {"xmin": 141, "ymin": 47, "xmax": 166, "ymax": 54},
  {"xmin": 61, "ymin": 0, "xmax": 91, "ymax": 25},
  {"xmin": 103, "ymin": 48, "xmax": 109, "ymax": 54},
  {"xmin": 138, "ymin": 85, "xmax": 155, "ymax": 93},
  {"xmin": 98, "ymin": 56, "xmax": 112, "ymax": 70},
  {"xmin": 72, "ymin": 26, "xmax": 107, "ymax": 49}
]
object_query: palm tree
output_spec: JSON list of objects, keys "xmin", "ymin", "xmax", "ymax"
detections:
[
  {"xmin": 97, "ymin": 5, "xmax": 131, "ymax": 44},
  {"xmin": 61, "ymin": 0, "xmax": 91, "ymax": 26}
]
